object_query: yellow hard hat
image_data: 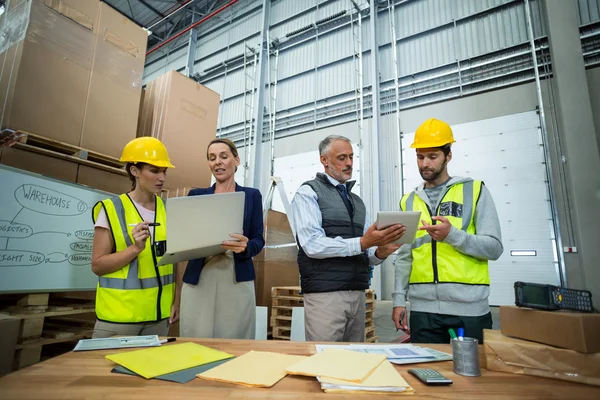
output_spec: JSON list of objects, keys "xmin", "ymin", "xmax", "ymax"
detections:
[
  {"xmin": 119, "ymin": 137, "xmax": 175, "ymax": 168},
  {"xmin": 411, "ymin": 118, "xmax": 456, "ymax": 148}
]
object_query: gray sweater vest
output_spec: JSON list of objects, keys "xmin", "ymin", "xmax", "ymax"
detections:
[{"xmin": 297, "ymin": 173, "xmax": 370, "ymax": 293}]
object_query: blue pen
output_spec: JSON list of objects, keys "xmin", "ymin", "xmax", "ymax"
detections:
[{"xmin": 457, "ymin": 327, "xmax": 464, "ymax": 341}]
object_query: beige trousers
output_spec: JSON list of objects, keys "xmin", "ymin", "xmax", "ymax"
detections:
[
  {"xmin": 304, "ymin": 290, "xmax": 366, "ymax": 342},
  {"xmin": 92, "ymin": 319, "xmax": 169, "ymax": 338},
  {"xmin": 180, "ymin": 251, "xmax": 256, "ymax": 339}
]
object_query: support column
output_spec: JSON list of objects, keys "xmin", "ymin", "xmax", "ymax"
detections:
[
  {"xmin": 249, "ymin": 0, "xmax": 270, "ymax": 195},
  {"xmin": 367, "ymin": 0, "xmax": 382, "ymax": 297},
  {"xmin": 185, "ymin": 10, "xmax": 197, "ymax": 78},
  {"xmin": 544, "ymin": 0, "xmax": 600, "ymax": 300}
]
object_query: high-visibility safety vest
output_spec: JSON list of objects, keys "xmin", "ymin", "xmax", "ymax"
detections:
[
  {"xmin": 400, "ymin": 180, "xmax": 490, "ymax": 285},
  {"xmin": 92, "ymin": 194, "xmax": 174, "ymax": 323}
]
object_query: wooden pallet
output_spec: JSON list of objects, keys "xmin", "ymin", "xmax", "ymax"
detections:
[
  {"xmin": 366, "ymin": 290, "xmax": 376, "ymax": 311},
  {"xmin": 1, "ymin": 129, "xmax": 126, "ymax": 175},
  {"xmin": 0, "ymin": 293, "xmax": 95, "ymax": 370},
  {"xmin": 366, "ymin": 336, "xmax": 378, "ymax": 343},
  {"xmin": 272, "ymin": 326, "xmax": 292, "ymax": 340},
  {"xmin": 271, "ymin": 296, "xmax": 304, "ymax": 309},
  {"xmin": 365, "ymin": 325, "xmax": 377, "ymax": 342},
  {"xmin": 271, "ymin": 286, "xmax": 302, "ymax": 298},
  {"xmin": 271, "ymin": 305, "xmax": 294, "ymax": 319},
  {"xmin": 270, "ymin": 286, "xmax": 376, "ymax": 341},
  {"xmin": 366, "ymin": 289, "xmax": 375, "ymax": 301}
]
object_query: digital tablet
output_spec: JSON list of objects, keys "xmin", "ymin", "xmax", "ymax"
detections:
[{"xmin": 375, "ymin": 211, "xmax": 421, "ymax": 245}]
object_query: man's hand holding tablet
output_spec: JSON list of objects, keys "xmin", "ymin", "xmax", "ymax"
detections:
[{"xmin": 376, "ymin": 211, "xmax": 421, "ymax": 245}]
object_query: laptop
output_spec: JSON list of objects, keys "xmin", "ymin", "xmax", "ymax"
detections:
[{"xmin": 157, "ymin": 191, "xmax": 245, "ymax": 266}]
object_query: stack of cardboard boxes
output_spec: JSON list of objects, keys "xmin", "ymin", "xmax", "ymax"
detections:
[
  {"xmin": 0, "ymin": 0, "xmax": 146, "ymax": 193},
  {"xmin": 0, "ymin": 0, "xmax": 219, "ymax": 194},
  {"xmin": 137, "ymin": 70, "xmax": 220, "ymax": 194},
  {"xmin": 0, "ymin": 0, "xmax": 281, "ymax": 344},
  {"xmin": 254, "ymin": 210, "xmax": 300, "ymax": 328},
  {"xmin": 484, "ymin": 306, "xmax": 600, "ymax": 386}
]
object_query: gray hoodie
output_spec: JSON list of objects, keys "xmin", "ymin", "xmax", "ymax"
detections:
[{"xmin": 392, "ymin": 176, "xmax": 504, "ymax": 316}]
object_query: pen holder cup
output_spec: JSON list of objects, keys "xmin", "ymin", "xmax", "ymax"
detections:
[{"xmin": 452, "ymin": 338, "xmax": 481, "ymax": 377}]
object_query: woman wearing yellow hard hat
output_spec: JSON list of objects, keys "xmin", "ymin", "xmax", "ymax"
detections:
[{"xmin": 89, "ymin": 137, "xmax": 178, "ymax": 338}]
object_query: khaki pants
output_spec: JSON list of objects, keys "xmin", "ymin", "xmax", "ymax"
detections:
[
  {"xmin": 180, "ymin": 251, "xmax": 256, "ymax": 339},
  {"xmin": 92, "ymin": 319, "xmax": 169, "ymax": 339},
  {"xmin": 304, "ymin": 291, "xmax": 365, "ymax": 342}
]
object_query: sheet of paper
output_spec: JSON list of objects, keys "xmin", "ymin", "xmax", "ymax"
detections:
[
  {"xmin": 316, "ymin": 344, "xmax": 435, "ymax": 359},
  {"xmin": 74, "ymin": 335, "xmax": 161, "ymax": 351},
  {"xmin": 389, "ymin": 347, "xmax": 452, "ymax": 365},
  {"xmin": 285, "ymin": 348, "xmax": 386, "ymax": 383},
  {"xmin": 106, "ymin": 342, "xmax": 234, "ymax": 379},
  {"xmin": 112, "ymin": 358, "xmax": 233, "ymax": 384},
  {"xmin": 322, "ymin": 387, "xmax": 413, "ymax": 395},
  {"xmin": 197, "ymin": 351, "xmax": 306, "ymax": 388},
  {"xmin": 318, "ymin": 361, "xmax": 414, "ymax": 395}
]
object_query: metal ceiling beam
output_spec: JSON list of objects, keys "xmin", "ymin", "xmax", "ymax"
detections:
[
  {"xmin": 145, "ymin": 0, "xmax": 260, "ymax": 65},
  {"xmin": 147, "ymin": 0, "xmax": 203, "ymax": 31},
  {"xmin": 137, "ymin": 0, "xmax": 176, "ymax": 26},
  {"xmin": 147, "ymin": 0, "xmax": 238, "ymax": 55},
  {"xmin": 126, "ymin": 0, "xmax": 136, "ymax": 19}
]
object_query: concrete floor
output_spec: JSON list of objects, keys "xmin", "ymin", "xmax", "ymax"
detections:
[{"xmin": 374, "ymin": 301, "xmax": 500, "ymax": 343}]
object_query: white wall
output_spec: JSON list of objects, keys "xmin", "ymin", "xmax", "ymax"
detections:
[{"xmin": 233, "ymin": 69, "xmax": 600, "ymax": 301}]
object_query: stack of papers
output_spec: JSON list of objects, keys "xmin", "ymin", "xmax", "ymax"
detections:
[
  {"xmin": 106, "ymin": 342, "xmax": 234, "ymax": 379},
  {"xmin": 316, "ymin": 343, "xmax": 452, "ymax": 365},
  {"xmin": 284, "ymin": 348, "xmax": 414, "ymax": 395},
  {"xmin": 318, "ymin": 361, "xmax": 414, "ymax": 395},
  {"xmin": 285, "ymin": 348, "xmax": 386, "ymax": 382},
  {"xmin": 197, "ymin": 351, "xmax": 306, "ymax": 388}
]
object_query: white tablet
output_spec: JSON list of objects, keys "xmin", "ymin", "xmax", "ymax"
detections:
[{"xmin": 375, "ymin": 211, "xmax": 421, "ymax": 245}]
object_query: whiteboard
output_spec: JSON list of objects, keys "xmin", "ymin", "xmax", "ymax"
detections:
[
  {"xmin": 401, "ymin": 111, "xmax": 559, "ymax": 306},
  {"xmin": 0, "ymin": 165, "xmax": 114, "ymax": 293}
]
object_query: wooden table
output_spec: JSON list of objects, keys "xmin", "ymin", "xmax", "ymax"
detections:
[{"xmin": 1, "ymin": 338, "xmax": 599, "ymax": 399}]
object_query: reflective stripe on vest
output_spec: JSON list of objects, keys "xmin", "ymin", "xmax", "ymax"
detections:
[
  {"xmin": 92, "ymin": 194, "xmax": 174, "ymax": 323},
  {"xmin": 400, "ymin": 181, "xmax": 490, "ymax": 285}
]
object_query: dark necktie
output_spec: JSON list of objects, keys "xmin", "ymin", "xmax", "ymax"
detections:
[{"xmin": 337, "ymin": 184, "xmax": 353, "ymax": 215}]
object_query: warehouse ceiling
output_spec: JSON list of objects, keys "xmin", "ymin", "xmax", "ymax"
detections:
[{"xmin": 103, "ymin": 0, "xmax": 234, "ymax": 50}]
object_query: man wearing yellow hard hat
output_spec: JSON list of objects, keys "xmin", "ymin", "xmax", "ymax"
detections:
[
  {"xmin": 391, "ymin": 118, "xmax": 503, "ymax": 344},
  {"xmin": 90, "ymin": 137, "xmax": 179, "ymax": 338}
]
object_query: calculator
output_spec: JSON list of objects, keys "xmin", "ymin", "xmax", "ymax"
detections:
[
  {"xmin": 514, "ymin": 281, "xmax": 595, "ymax": 313},
  {"xmin": 408, "ymin": 369, "xmax": 453, "ymax": 385}
]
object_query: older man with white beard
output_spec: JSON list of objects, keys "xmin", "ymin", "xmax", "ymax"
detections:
[{"xmin": 290, "ymin": 135, "xmax": 406, "ymax": 342}]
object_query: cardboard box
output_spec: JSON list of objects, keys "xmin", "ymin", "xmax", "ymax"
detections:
[
  {"xmin": 160, "ymin": 187, "xmax": 192, "ymax": 200},
  {"xmin": 253, "ymin": 210, "xmax": 299, "ymax": 325},
  {"xmin": 0, "ymin": 147, "xmax": 78, "ymax": 182},
  {"xmin": 138, "ymin": 70, "xmax": 220, "ymax": 190},
  {"xmin": 484, "ymin": 329, "xmax": 600, "ymax": 387},
  {"xmin": 0, "ymin": 314, "xmax": 20, "ymax": 377},
  {"xmin": 500, "ymin": 306, "xmax": 600, "ymax": 353},
  {"xmin": 76, "ymin": 165, "xmax": 131, "ymax": 194},
  {"xmin": 80, "ymin": 2, "xmax": 147, "ymax": 158},
  {"xmin": 0, "ymin": 0, "xmax": 99, "ymax": 145}
]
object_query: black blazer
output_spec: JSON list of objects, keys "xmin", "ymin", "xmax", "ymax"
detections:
[{"xmin": 182, "ymin": 183, "xmax": 265, "ymax": 284}]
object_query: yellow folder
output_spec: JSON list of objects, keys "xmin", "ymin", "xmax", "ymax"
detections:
[
  {"xmin": 320, "ymin": 360, "xmax": 415, "ymax": 395},
  {"xmin": 285, "ymin": 348, "xmax": 387, "ymax": 383},
  {"xmin": 197, "ymin": 350, "xmax": 306, "ymax": 388},
  {"xmin": 106, "ymin": 342, "xmax": 234, "ymax": 379}
]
